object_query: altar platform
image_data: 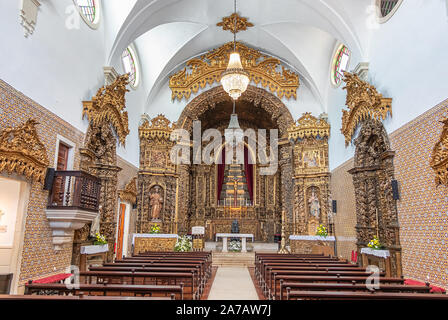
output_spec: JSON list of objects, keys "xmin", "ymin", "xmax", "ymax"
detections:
[{"xmin": 205, "ymin": 241, "xmax": 279, "ymax": 253}]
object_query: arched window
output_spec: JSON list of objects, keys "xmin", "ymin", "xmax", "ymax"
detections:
[
  {"xmin": 74, "ymin": 0, "xmax": 100, "ymax": 28},
  {"xmin": 121, "ymin": 46, "xmax": 140, "ymax": 89},
  {"xmin": 377, "ymin": 0, "xmax": 403, "ymax": 22},
  {"xmin": 331, "ymin": 45, "xmax": 351, "ymax": 87}
]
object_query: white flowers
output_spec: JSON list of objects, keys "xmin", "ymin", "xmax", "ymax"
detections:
[{"xmin": 175, "ymin": 235, "xmax": 192, "ymax": 252}]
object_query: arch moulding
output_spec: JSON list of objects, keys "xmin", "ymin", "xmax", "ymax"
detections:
[{"xmin": 176, "ymin": 85, "xmax": 295, "ymax": 137}]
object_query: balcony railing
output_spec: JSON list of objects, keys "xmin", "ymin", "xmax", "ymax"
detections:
[{"xmin": 47, "ymin": 171, "xmax": 101, "ymax": 212}]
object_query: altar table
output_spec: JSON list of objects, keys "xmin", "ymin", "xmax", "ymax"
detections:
[
  {"xmin": 132, "ymin": 234, "xmax": 178, "ymax": 254},
  {"xmin": 215, "ymin": 233, "xmax": 254, "ymax": 253},
  {"xmin": 289, "ymin": 235, "xmax": 336, "ymax": 255},
  {"xmin": 79, "ymin": 244, "xmax": 109, "ymax": 272}
]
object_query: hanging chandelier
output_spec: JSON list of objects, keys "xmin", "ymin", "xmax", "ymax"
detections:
[{"xmin": 220, "ymin": 0, "xmax": 250, "ymax": 100}]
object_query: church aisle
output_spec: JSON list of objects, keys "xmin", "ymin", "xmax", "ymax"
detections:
[{"xmin": 207, "ymin": 267, "xmax": 259, "ymax": 300}]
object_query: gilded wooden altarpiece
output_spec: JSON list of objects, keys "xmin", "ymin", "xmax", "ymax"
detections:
[
  {"xmin": 288, "ymin": 113, "xmax": 331, "ymax": 236},
  {"xmin": 118, "ymin": 176, "xmax": 137, "ymax": 205},
  {"xmin": 169, "ymin": 42, "xmax": 299, "ymax": 102},
  {"xmin": 430, "ymin": 117, "xmax": 448, "ymax": 186},
  {"xmin": 174, "ymin": 86, "xmax": 294, "ymax": 241},
  {"xmin": 137, "ymin": 115, "xmax": 178, "ymax": 234},
  {"xmin": 342, "ymin": 73, "xmax": 402, "ymax": 277},
  {"xmin": 73, "ymin": 74, "xmax": 130, "ymax": 263},
  {"xmin": 0, "ymin": 119, "xmax": 49, "ymax": 184}
]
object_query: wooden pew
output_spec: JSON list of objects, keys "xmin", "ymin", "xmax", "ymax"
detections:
[
  {"xmin": 25, "ymin": 283, "xmax": 184, "ymax": 299},
  {"xmin": 80, "ymin": 271, "xmax": 198, "ymax": 299},
  {"xmin": 0, "ymin": 294, "xmax": 174, "ymax": 300},
  {"xmin": 88, "ymin": 266, "xmax": 204, "ymax": 294},
  {"xmin": 272, "ymin": 275, "xmax": 405, "ymax": 300},
  {"xmin": 278, "ymin": 282, "xmax": 432, "ymax": 300},
  {"xmin": 285, "ymin": 289, "xmax": 448, "ymax": 300}
]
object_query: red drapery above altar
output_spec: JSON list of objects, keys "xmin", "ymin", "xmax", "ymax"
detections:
[
  {"xmin": 244, "ymin": 146, "xmax": 253, "ymax": 202},
  {"xmin": 217, "ymin": 148, "xmax": 225, "ymax": 201}
]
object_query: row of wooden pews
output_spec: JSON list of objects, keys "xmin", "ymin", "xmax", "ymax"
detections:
[
  {"xmin": 255, "ymin": 253, "xmax": 448, "ymax": 300},
  {"xmin": 22, "ymin": 251, "xmax": 212, "ymax": 300}
]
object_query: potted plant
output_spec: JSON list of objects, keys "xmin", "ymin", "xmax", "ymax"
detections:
[
  {"xmin": 174, "ymin": 235, "xmax": 192, "ymax": 252},
  {"xmin": 315, "ymin": 224, "xmax": 328, "ymax": 237},
  {"xmin": 94, "ymin": 232, "xmax": 107, "ymax": 245},
  {"xmin": 229, "ymin": 240, "xmax": 242, "ymax": 252},
  {"xmin": 367, "ymin": 236, "xmax": 386, "ymax": 250},
  {"xmin": 150, "ymin": 224, "xmax": 161, "ymax": 234}
]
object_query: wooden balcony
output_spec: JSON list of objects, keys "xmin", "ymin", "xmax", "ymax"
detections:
[
  {"xmin": 47, "ymin": 171, "xmax": 100, "ymax": 212},
  {"xmin": 45, "ymin": 171, "xmax": 101, "ymax": 250}
]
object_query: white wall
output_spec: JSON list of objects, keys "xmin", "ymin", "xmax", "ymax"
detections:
[
  {"xmin": 0, "ymin": 0, "xmax": 142, "ymax": 167},
  {"xmin": 0, "ymin": 0, "xmax": 106, "ymax": 133},
  {"xmin": 328, "ymin": 0, "xmax": 448, "ymax": 170}
]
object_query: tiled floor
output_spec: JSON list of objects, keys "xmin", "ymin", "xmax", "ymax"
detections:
[{"xmin": 207, "ymin": 267, "xmax": 259, "ymax": 300}]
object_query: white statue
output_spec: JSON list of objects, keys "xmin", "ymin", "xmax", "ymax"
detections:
[
  {"xmin": 308, "ymin": 191, "xmax": 320, "ymax": 218},
  {"xmin": 90, "ymin": 205, "xmax": 102, "ymax": 237}
]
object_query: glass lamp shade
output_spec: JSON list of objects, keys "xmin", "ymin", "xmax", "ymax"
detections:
[
  {"xmin": 221, "ymin": 52, "xmax": 250, "ymax": 100},
  {"xmin": 225, "ymin": 114, "xmax": 244, "ymax": 147}
]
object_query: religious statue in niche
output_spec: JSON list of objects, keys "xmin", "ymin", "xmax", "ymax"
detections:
[
  {"xmin": 308, "ymin": 188, "xmax": 321, "ymax": 218},
  {"xmin": 150, "ymin": 186, "xmax": 164, "ymax": 221},
  {"xmin": 302, "ymin": 150, "xmax": 319, "ymax": 168},
  {"xmin": 89, "ymin": 205, "xmax": 102, "ymax": 238}
]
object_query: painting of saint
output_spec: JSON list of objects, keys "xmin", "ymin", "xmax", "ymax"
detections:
[{"xmin": 303, "ymin": 151, "xmax": 319, "ymax": 168}]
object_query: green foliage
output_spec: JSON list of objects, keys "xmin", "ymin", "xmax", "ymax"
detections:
[
  {"xmin": 175, "ymin": 235, "xmax": 192, "ymax": 252},
  {"xmin": 94, "ymin": 232, "xmax": 107, "ymax": 245},
  {"xmin": 150, "ymin": 224, "xmax": 161, "ymax": 234},
  {"xmin": 315, "ymin": 224, "xmax": 328, "ymax": 237}
]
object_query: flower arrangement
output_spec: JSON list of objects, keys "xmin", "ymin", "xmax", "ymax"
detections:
[
  {"xmin": 367, "ymin": 236, "xmax": 385, "ymax": 250},
  {"xmin": 94, "ymin": 232, "xmax": 107, "ymax": 245},
  {"xmin": 315, "ymin": 224, "xmax": 328, "ymax": 237},
  {"xmin": 174, "ymin": 235, "xmax": 192, "ymax": 252},
  {"xmin": 150, "ymin": 224, "xmax": 161, "ymax": 234},
  {"xmin": 229, "ymin": 240, "xmax": 242, "ymax": 252}
]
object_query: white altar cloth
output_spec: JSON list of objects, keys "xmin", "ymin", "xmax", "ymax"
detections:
[
  {"xmin": 361, "ymin": 247, "xmax": 390, "ymax": 258},
  {"xmin": 132, "ymin": 233, "xmax": 178, "ymax": 245},
  {"xmin": 215, "ymin": 233, "xmax": 254, "ymax": 253},
  {"xmin": 289, "ymin": 235, "xmax": 335, "ymax": 241},
  {"xmin": 80, "ymin": 244, "xmax": 109, "ymax": 255}
]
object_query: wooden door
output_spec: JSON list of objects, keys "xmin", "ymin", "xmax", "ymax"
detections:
[
  {"xmin": 52, "ymin": 142, "xmax": 70, "ymax": 205},
  {"xmin": 116, "ymin": 203, "xmax": 126, "ymax": 259}
]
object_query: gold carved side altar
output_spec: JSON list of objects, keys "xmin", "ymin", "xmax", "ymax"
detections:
[{"xmin": 132, "ymin": 234, "xmax": 178, "ymax": 254}]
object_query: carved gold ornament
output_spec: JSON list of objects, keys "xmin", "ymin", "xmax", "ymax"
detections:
[
  {"xmin": 0, "ymin": 119, "xmax": 49, "ymax": 183},
  {"xmin": 341, "ymin": 72, "xmax": 392, "ymax": 146},
  {"xmin": 217, "ymin": 13, "xmax": 254, "ymax": 34},
  {"xmin": 139, "ymin": 114, "xmax": 175, "ymax": 140},
  {"xmin": 430, "ymin": 117, "xmax": 448, "ymax": 186},
  {"xmin": 288, "ymin": 113, "xmax": 330, "ymax": 140},
  {"xmin": 118, "ymin": 177, "xmax": 137, "ymax": 205},
  {"xmin": 82, "ymin": 74, "xmax": 130, "ymax": 145},
  {"xmin": 169, "ymin": 42, "xmax": 299, "ymax": 101}
]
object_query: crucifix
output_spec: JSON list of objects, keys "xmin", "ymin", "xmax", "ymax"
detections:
[{"xmin": 231, "ymin": 177, "xmax": 239, "ymax": 207}]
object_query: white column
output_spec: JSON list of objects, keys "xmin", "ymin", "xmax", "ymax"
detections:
[
  {"xmin": 222, "ymin": 236, "xmax": 228, "ymax": 252},
  {"xmin": 241, "ymin": 237, "xmax": 247, "ymax": 253}
]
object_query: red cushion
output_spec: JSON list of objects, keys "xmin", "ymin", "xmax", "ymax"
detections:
[
  {"xmin": 430, "ymin": 286, "xmax": 446, "ymax": 293},
  {"xmin": 405, "ymin": 279, "xmax": 446, "ymax": 293},
  {"xmin": 404, "ymin": 279, "xmax": 425, "ymax": 286},
  {"xmin": 32, "ymin": 273, "xmax": 72, "ymax": 284}
]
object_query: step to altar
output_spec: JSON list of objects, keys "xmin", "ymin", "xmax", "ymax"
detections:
[
  {"xmin": 206, "ymin": 242, "xmax": 280, "ymax": 254},
  {"xmin": 212, "ymin": 252, "xmax": 255, "ymax": 267}
]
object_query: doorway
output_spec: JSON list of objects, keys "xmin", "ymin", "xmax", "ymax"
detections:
[{"xmin": 0, "ymin": 176, "xmax": 30, "ymax": 294}]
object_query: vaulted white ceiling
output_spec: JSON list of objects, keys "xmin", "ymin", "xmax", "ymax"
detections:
[{"xmin": 103, "ymin": 0, "xmax": 373, "ymax": 114}]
